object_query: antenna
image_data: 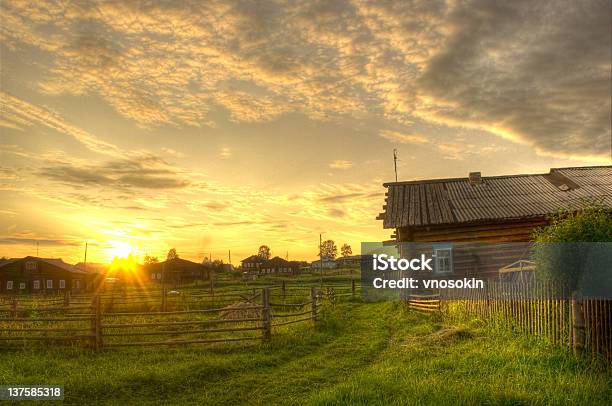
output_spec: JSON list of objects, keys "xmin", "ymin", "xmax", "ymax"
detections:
[
  {"xmin": 36, "ymin": 241, "xmax": 39, "ymax": 257},
  {"xmin": 84, "ymin": 242, "xmax": 88, "ymax": 273},
  {"xmin": 228, "ymin": 249, "xmax": 231, "ymax": 265},
  {"xmin": 393, "ymin": 149, "xmax": 398, "ymax": 182}
]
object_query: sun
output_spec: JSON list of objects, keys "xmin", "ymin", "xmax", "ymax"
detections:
[{"xmin": 105, "ymin": 240, "xmax": 138, "ymax": 261}]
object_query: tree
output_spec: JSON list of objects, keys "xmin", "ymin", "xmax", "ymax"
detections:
[
  {"xmin": 258, "ymin": 245, "xmax": 271, "ymax": 260},
  {"xmin": 532, "ymin": 202, "xmax": 612, "ymax": 291},
  {"xmin": 340, "ymin": 244, "xmax": 352, "ymax": 257},
  {"xmin": 167, "ymin": 248, "xmax": 178, "ymax": 260},
  {"xmin": 319, "ymin": 240, "xmax": 338, "ymax": 259},
  {"xmin": 143, "ymin": 255, "xmax": 159, "ymax": 265}
]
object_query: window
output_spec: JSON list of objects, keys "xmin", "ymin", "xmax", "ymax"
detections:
[
  {"xmin": 434, "ymin": 246, "xmax": 453, "ymax": 274},
  {"xmin": 151, "ymin": 272, "xmax": 156, "ymax": 280},
  {"xmin": 74, "ymin": 280, "xmax": 81, "ymax": 289},
  {"xmin": 33, "ymin": 280, "xmax": 40, "ymax": 289},
  {"xmin": 156, "ymin": 273, "xmax": 162, "ymax": 280},
  {"xmin": 6, "ymin": 281, "xmax": 13, "ymax": 290},
  {"xmin": 59, "ymin": 280, "xmax": 65, "ymax": 289},
  {"xmin": 46, "ymin": 279, "xmax": 53, "ymax": 289},
  {"xmin": 25, "ymin": 261, "xmax": 37, "ymax": 271},
  {"xmin": 19, "ymin": 282, "xmax": 26, "ymax": 290}
]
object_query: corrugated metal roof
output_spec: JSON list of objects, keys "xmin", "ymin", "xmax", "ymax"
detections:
[
  {"xmin": 378, "ymin": 166, "xmax": 612, "ymax": 228},
  {"xmin": 0, "ymin": 257, "xmax": 89, "ymax": 274}
]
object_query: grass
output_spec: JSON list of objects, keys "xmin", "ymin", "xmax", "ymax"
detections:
[{"xmin": 1, "ymin": 299, "xmax": 610, "ymax": 405}]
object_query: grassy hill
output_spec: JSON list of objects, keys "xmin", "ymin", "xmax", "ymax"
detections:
[{"xmin": 1, "ymin": 298, "xmax": 610, "ymax": 405}]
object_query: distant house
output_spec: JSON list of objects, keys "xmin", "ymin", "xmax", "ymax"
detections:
[
  {"xmin": 0, "ymin": 256, "xmax": 101, "ymax": 294},
  {"xmin": 336, "ymin": 255, "xmax": 368, "ymax": 268},
  {"xmin": 310, "ymin": 256, "xmax": 337, "ymax": 270},
  {"xmin": 377, "ymin": 166, "xmax": 612, "ymax": 279},
  {"xmin": 144, "ymin": 258, "xmax": 209, "ymax": 285},
  {"xmin": 241, "ymin": 255, "xmax": 266, "ymax": 270},
  {"xmin": 259, "ymin": 256, "xmax": 301, "ymax": 274}
]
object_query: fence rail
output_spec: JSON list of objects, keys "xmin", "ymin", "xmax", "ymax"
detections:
[{"xmin": 0, "ymin": 282, "xmax": 359, "ymax": 350}]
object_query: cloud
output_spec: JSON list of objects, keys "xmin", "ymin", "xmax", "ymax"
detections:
[
  {"xmin": 0, "ymin": 92, "xmax": 120, "ymax": 156},
  {"xmin": 38, "ymin": 154, "xmax": 191, "ymax": 190},
  {"xmin": 0, "ymin": 237, "xmax": 79, "ymax": 247},
  {"xmin": 161, "ymin": 147, "xmax": 186, "ymax": 158},
  {"xmin": 1, "ymin": 0, "xmax": 609, "ymax": 162},
  {"xmin": 329, "ymin": 160, "xmax": 353, "ymax": 169},
  {"xmin": 219, "ymin": 147, "xmax": 232, "ymax": 159},
  {"xmin": 379, "ymin": 130, "xmax": 429, "ymax": 144},
  {"xmin": 415, "ymin": 0, "xmax": 611, "ymax": 161}
]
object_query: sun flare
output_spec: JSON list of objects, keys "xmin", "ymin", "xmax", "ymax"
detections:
[{"xmin": 105, "ymin": 240, "xmax": 138, "ymax": 261}]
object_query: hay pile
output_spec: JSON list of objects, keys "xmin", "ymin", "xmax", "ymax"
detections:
[{"xmin": 220, "ymin": 302, "xmax": 262, "ymax": 320}]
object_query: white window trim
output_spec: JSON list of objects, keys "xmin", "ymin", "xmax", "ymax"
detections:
[
  {"xmin": 7, "ymin": 281, "xmax": 13, "ymax": 290},
  {"xmin": 59, "ymin": 280, "xmax": 66, "ymax": 289},
  {"xmin": 46, "ymin": 279, "xmax": 53, "ymax": 289},
  {"xmin": 33, "ymin": 280, "xmax": 40, "ymax": 289},
  {"xmin": 433, "ymin": 246, "xmax": 453, "ymax": 274},
  {"xmin": 19, "ymin": 282, "xmax": 26, "ymax": 289}
]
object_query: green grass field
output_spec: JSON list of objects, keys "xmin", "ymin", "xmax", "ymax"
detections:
[{"xmin": 1, "ymin": 298, "xmax": 610, "ymax": 405}]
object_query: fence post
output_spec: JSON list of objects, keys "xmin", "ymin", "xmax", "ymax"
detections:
[
  {"xmin": 571, "ymin": 292, "xmax": 585, "ymax": 356},
  {"xmin": 262, "ymin": 288, "xmax": 271, "ymax": 341},
  {"xmin": 161, "ymin": 286, "xmax": 167, "ymax": 312},
  {"xmin": 11, "ymin": 299, "xmax": 17, "ymax": 318},
  {"xmin": 351, "ymin": 279, "xmax": 356, "ymax": 297},
  {"xmin": 281, "ymin": 280, "xmax": 286, "ymax": 300},
  {"xmin": 311, "ymin": 287, "xmax": 317, "ymax": 322},
  {"xmin": 91, "ymin": 295, "xmax": 102, "ymax": 351},
  {"xmin": 64, "ymin": 290, "xmax": 70, "ymax": 307}
]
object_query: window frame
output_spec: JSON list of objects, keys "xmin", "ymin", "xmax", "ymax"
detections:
[
  {"xmin": 46, "ymin": 279, "xmax": 53, "ymax": 289},
  {"xmin": 7, "ymin": 280, "xmax": 13, "ymax": 290},
  {"xmin": 433, "ymin": 245, "xmax": 453, "ymax": 274}
]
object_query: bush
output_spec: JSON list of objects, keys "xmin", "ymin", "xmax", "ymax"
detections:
[{"xmin": 532, "ymin": 201, "xmax": 612, "ymax": 294}]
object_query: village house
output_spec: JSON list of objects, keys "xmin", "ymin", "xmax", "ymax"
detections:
[
  {"xmin": 240, "ymin": 255, "xmax": 266, "ymax": 271},
  {"xmin": 377, "ymin": 166, "xmax": 612, "ymax": 279},
  {"xmin": 336, "ymin": 255, "xmax": 369, "ymax": 268},
  {"xmin": 144, "ymin": 258, "xmax": 209, "ymax": 285},
  {"xmin": 259, "ymin": 256, "xmax": 302, "ymax": 274},
  {"xmin": 0, "ymin": 256, "xmax": 102, "ymax": 294},
  {"xmin": 310, "ymin": 256, "xmax": 337, "ymax": 270}
]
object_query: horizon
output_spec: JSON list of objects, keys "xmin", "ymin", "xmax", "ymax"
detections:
[{"xmin": 1, "ymin": 1, "xmax": 611, "ymax": 264}]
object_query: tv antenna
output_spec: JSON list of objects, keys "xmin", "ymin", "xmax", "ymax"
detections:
[{"xmin": 393, "ymin": 149, "xmax": 398, "ymax": 182}]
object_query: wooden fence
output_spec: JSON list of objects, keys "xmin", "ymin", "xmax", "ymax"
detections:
[
  {"xmin": 0, "ymin": 282, "xmax": 360, "ymax": 350},
  {"xmin": 408, "ymin": 281, "xmax": 611, "ymax": 364}
]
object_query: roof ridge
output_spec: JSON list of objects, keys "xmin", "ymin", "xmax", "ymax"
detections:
[{"xmin": 383, "ymin": 165, "xmax": 612, "ymax": 186}]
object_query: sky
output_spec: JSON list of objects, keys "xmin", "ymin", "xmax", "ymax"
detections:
[{"xmin": 0, "ymin": 0, "xmax": 610, "ymax": 264}]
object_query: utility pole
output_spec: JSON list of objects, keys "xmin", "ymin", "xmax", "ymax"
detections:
[
  {"xmin": 228, "ymin": 249, "xmax": 231, "ymax": 265},
  {"xmin": 36, "ymin": 241, "xmax": 39, "ymax": 257},
  {"xmin": 319, "ymin": 233, "xmax": 323, "ymax": 288},
  {"xmin": 393, "ymin": 149, "xmax": 398, "ymax": 182},
  {"xmin": 84, "ymin": 242, "xmax": 88, "ymax": 273}
]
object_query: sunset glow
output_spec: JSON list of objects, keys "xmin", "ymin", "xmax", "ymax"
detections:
[{"xmin": 0, "ymin": 1, "xmax": 610, "ymax": 264}]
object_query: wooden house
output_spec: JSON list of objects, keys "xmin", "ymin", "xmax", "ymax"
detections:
[
  {"xmin": 241, "ymin": 255, "xmax": 266, "ymax": 270},
  {"xmin": 0, "ymin": 256, "xmax": 101, "ymax": 294},
  {"xmin": 259, "ymin": 257, "xmax": 301, "ymax": 274},
  {"xmin": 336, "ymin": 255, "xmax": 369, "ymax": 268},
  {"xmin": 310, "ymin": 256, "xmax": 337, "ymax": 270},
  {"xmin": 377, "ymin": 166, "xmax": 612, "ymax": 279},
  {"xmin": 144, "ymin": 258, "xmax": 209, "ymax": 285}
]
